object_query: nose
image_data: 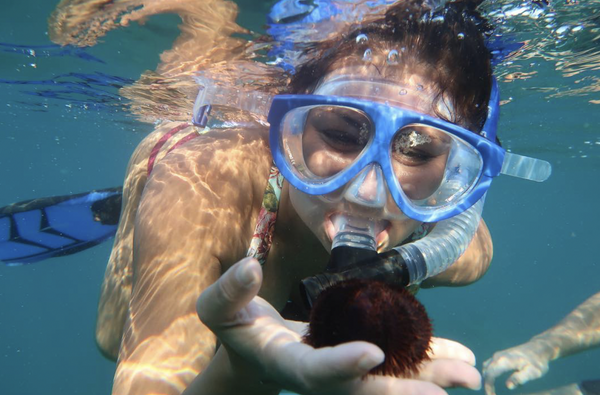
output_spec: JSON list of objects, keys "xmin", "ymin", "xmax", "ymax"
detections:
[{"xmin": 344, "ymin": 164, "xmax": 387, "ymax": 208}]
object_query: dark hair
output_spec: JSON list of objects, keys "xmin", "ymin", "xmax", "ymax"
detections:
[{"xmin": 288, "ymin": 0, "xmax": 493, "ymax": 133}]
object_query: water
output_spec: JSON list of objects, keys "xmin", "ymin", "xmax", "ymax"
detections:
[{"xmin": 0, "ymin": 1, "xmax": 598, "ymax": 394}]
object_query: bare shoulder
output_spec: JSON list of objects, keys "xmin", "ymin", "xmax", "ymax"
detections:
[{"xmin": 136, "ymin": 126, "xmax": 272, "ymax": 266}]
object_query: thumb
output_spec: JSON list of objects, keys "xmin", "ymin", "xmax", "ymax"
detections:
[
  {"xmin": 197, "ymin": 258, "xmax": 262, "ymax": 328},
  {"xmin": 506, "ymin": 365, "xmax": 543, "ymax": 390}
]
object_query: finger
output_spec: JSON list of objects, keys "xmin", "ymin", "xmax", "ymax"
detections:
[
  {"xmin": 483, "ymin": 355, "xmax": 521, "ymax": 395},
  {"xmin": 482, "ymin": 356, "xmax": 511, "ymax": 380},
  {"xmin": 417, "ymin": 359, "xmax": 481, "ymax": 390},
  {"xmin": 484, "ymin": 376, "xmax": 498, "ymax": 395},
  {"xmin": 351, "ymin": 376, "xmax": 449, "ymax": 395},
  {"xmin": 301, "ymin": 341, "xmax": 385, "ymax": 381},
  {"xmin": 428, "ymin": 337, "xmax": 476, "ymax": 366},
  {"xmin": 483, "ymin": 359, "xmax": 504, "ymax": 395},
  {"xmin": 284, "ymin": 319, "xmax": 308, "ymax": 335},
  {"xmin": 197, "ymin": 258, "xmax": 262, "ymax": 328},
  {"xmin": 506, "ymin": 365, "xmax": 543, "ymax": 390}
]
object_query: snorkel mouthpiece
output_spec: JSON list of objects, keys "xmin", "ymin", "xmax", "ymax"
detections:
[
  {"xmin": 300, "ymin": 198, "xmax": 485, "ymax": 309},
  {"xmin": 301, "ymin": 214, "xmax": 380, "ymax": 308},
  {"xmin": 331, "ymin": 215, "xmax": 378, "ymax": 251},
  {"xmin": 329, "ymin": 214, "xmax": 378, "ymax": 270}
]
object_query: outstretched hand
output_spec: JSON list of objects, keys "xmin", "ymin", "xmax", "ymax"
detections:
[
  {"xmin": 483, "ymin": 342, "xmax": 551, "ymax": 395},
  {"xmin": 197, "ymin": 257, "xmax": 482, "ymax": 395}
]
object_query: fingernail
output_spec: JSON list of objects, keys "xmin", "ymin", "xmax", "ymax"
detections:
[
  {"xmin": 357, "ymin": 352, "xmax": 384, "ymax": 372},
  {"xmin": 237, "ymin": 259, "xmax": 259, "ymax": 287}
]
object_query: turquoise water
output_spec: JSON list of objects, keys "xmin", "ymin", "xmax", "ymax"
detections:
[{"xmin": 0, "ymin": 1, "xmax": 598, "ymax": 395}]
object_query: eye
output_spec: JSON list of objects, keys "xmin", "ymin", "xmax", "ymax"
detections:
[
  {"xmin": 319, "ymin": 125, "xmax": 367, "ymax": 149},
  {"xmin": 307, "ymin": 107, "xmax": 372, "ymax": 152},
  {"xmin": 392, "ymin": 126, "xmax": 450, "ymax": 165}
]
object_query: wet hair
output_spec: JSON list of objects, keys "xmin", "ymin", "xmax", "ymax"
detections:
[{"xmin": 288, "ymin": 0, "xmax": 494, "ymax": 133}]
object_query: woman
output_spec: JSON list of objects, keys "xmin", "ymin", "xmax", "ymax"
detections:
[{"xmin": 93, "ymin": 1, "xmax": 550, "ymax": 394}]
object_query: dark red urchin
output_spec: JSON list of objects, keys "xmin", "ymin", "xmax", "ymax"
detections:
[{"xmin": 303, "ymin": 279, "xmax": 432, "ymax": 377}]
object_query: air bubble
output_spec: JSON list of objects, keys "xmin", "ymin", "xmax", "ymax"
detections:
[
  {"xmin": 457, "ymin": 32, "xmax": 465, "ymax": 40},
  {"xmin": 356, "ymin": 34, "xmax": 368, "ymax": 44},
  {"xmin": 556, "ymin": 25, "xmax": 570, "ymax": 35},
  {"xmin": 416, "ymin": 84, "xmax": 424, "ymax": 91},
  {"xmin": 387, "ymin": 49, "xmax": 399, "ymax": 65},
  {"xmin": 399, "ymin": 89, "xmax": 407, "ymax": 95},
  {"xmin": 362, "ymin": 48, "xmax": 373, "ymax": 62}
]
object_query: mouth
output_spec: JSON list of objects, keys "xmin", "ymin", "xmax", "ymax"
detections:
[{"xmin": 325, "ymin": 213, "xmax": 391, "ymax": 252}]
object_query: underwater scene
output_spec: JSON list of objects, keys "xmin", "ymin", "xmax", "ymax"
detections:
[{"xmin": 0, "ymin": 0, "xmax": 598, "ymax": 394}]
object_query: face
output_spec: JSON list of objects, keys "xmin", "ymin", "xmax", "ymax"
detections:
[
  {"xmin": 287, "ymin": 64, "xmax": 458, "ymax": 253},
  {"xmin": 301, "ymin": 107, "xmax": 452, "ymax": 200}
]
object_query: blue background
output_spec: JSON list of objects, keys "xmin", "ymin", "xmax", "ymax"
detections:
[{"xmin": 0, "ymin": 1, "xmax": 598, "ymax": 394}]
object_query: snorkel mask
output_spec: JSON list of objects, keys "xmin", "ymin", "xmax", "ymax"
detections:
[{"xmin": 192, "ymin": 73, "xmax": 552, "ymax": 307}]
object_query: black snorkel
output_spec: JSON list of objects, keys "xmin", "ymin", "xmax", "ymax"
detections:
[
  {"xmin": 300, "ymin": 198, "xmax": 485, "ymax": 309},
  {"xmin": 300, "ymin": 214, "xmax": 409, "ymax": 309}
]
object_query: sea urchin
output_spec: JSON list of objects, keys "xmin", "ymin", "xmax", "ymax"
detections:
[{"xmin": 303, "ymin": 279, "xmax": 432, "ymax": 377}]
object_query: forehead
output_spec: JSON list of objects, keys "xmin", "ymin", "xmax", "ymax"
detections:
[{"xmin": 314, "ymin": 64, "xmax": 453, "ymax": 119}]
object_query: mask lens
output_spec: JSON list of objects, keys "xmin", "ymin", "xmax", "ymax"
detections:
[
  {"xmin": 279, "ymin": 105, "xmax": 373, "ymax": 182},
  {"xmin": 390, "ymin": 124, "xmax": 483, "ymax": 209}
]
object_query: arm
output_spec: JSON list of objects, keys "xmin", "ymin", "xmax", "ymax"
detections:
[
  {"xmin": 483, "ymin": 291, "xmax": 600, "ymax": 395},
  {"xmin": 421, "ymin": 219, "xmax": 493, "ymax": 288},
  {"xmin": 112, "ymin": 128, "xmax": 272, "ymax": 395},
  {"xmin": 529, "ymin": 291, "xmax": 600, "ymax": 358},
  {"xmin": 191, "ymin": 258, "xmax": 483, "ymax": 395},
  {"xmin": 96, "ymin": 122, "xmax": 182, "ymax": 360}
]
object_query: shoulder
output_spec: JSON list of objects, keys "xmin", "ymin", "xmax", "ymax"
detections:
[
  {"xmin": 136, "ymin": 125, "xmax": 272, "ymax": 261},
  {"xmin": 155, "ymin": 125, "xmax": 271, "ymax": 182}
]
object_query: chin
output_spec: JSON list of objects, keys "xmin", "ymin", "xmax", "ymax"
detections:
[{"xmin": 303, "ymin": 279, "xmax": 432, "ymax": 377}]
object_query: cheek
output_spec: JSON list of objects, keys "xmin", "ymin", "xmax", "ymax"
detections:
[
  {"xmin": 302, "ymin": 130, "xmax": 355, "ymax": 178},
  {"xmin": 387, "ymin": 217, "xmax": 422, "ymax": 246},
  {"xmin": 393, "ymin": 156, "xmax": 448, "ymax": 200},
  {"xmin": 289, "ymin": 187, "xmax": 326, "ymax": 230}
]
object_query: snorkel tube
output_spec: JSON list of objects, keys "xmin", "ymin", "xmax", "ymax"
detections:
[{"xmin": 300, "ymin": 198, "xmax": 484, "ymax": 308}]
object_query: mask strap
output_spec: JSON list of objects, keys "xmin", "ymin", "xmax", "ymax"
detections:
[
  {"xmin": 500, "ymin": 152, "xmax": 552, "ymax": 182},
  {"xmin": 192, "ymin": 76, "xmax": 273, "ymax": 126}
]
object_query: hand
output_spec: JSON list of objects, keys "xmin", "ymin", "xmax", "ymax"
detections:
[
  {"xmin": 483, "ymin": 342, "xmax": 551, "ymax": 395},
  {"xmin": 197, "ymin": 257, "xmax": 482, "ymax": 395}
]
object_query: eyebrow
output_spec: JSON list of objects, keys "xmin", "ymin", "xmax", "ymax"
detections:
[
  {"xmin": 340, "ymin": 113, "xmax": 364, "ymax": 129},
  {"xmin": 318, "ymin": 107, "xmax": 364, "ymax": 130}
]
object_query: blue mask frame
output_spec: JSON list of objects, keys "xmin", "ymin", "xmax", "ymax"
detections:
[{"xmin": 268, "ymin": 79, "xmax": 505, "ymax": 222}]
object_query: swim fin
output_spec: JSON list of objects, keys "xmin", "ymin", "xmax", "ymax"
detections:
[{"xmin": 0, "ymin": 187, "xmax": 122, "ymax": 265}]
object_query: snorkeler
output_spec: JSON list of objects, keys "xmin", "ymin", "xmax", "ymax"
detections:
[
  {"xmin": 5, "ymin": 0, "xmax": 554, "ymax": 394},
  {"xmin": 483, "ymin": 291, "xmax": 600, "ymax": 395},
  {"xmin": 91, "ymin": 1, "xmax": 552, "ymax": 394}
]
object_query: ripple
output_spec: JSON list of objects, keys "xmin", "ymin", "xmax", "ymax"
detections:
[{"xmin": 485, "ymin": 0, "xmax": 600, "ymax": 101}]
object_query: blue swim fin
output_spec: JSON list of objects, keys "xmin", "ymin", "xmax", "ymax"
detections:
[{"xmin": 0, "ymin": 187, "xmax": 122, "ymax": 265}]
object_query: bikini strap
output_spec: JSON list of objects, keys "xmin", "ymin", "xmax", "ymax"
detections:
[
  {"xmin": 247, "ymin": 164, "xmax": 284, "ymax": 265},
  {"xmin": 148, "ymin": 123, "xmax": 280, "ymax": 265},
  {"xmin": 147, "ymin": 123, "xmax": 192, "ymax": 176}
]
